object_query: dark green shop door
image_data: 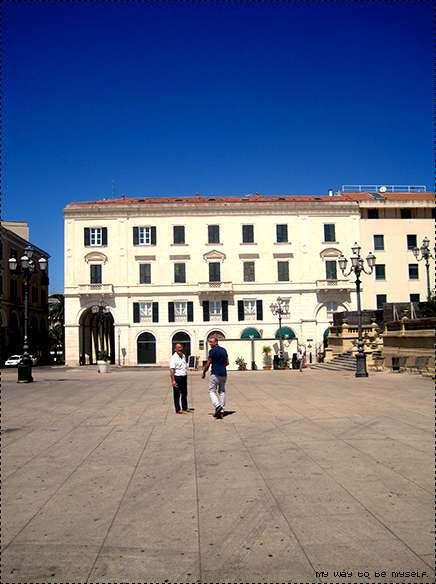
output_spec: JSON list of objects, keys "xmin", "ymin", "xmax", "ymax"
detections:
[{"xmin": 137, "ymin": 332, "xmax": 156, "ymax": 364}]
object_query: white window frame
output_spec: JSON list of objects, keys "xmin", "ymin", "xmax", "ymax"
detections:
[
  {"xmin": 139, "ymin": 301, "xmax": 153, "ymax": 322},
  {"xmin": 175, "ymin": 301, "xmax": 187, "ymax": 318},
  {"xmin": 243, "ymin": 299, "xmax": 256, "ymax": 319},
  {"xmin": 138, "ymin": 227, "xmax": 152, "ymax": 246},
  {"xmin": 90, "ymin": 227, "xmax": 102, "ymax": 246},
  {"xmin": 210, "ymin": 300, "xmax": 222, "ymax": 317}
]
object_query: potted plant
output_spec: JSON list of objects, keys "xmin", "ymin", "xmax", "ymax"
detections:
[
  {"xmin": 96, "ymin": 350, "xmax": 110, "ymax": 373},
  {"xmin": 262, "ymin": 345, "xmax": 272, "ymax": 370},
  {"xmin": 235, "ymin": 356, "xmax": 247, "ymax": 371}
]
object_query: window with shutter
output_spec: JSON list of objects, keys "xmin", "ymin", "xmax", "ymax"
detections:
[
  {"xmin": 208, "ymin": 225, "xmax": 220, "ymax": 244},
  {"xmin": 90, "ymin": 264, "xmax": 102, "ymax": 284},
  {"xmin": 243, "ymin": 261, "xmax": 255, "ymax": 282},
  {"xmin": 174, "ymin": 263, "xmax": 186, "ymax": 283},
  {"xmin": 152, "ymin": 302, "xmax": 159, "ymax": 322},
  {"xmin": 375, "ymin": 264, "xmax": 386, "ymax": 280},
  {"xmin": 139, "ymin": 264, "xmax": 151, "ymax": 284},
  {"xmin": 242, "ymin": 224, "xmax": 254, "ymax": 243},
  {"xmin": 256, "ymin": 299, "xmax": 263, "ymax": 320},
  {"xmin": 276, "ymin": 224, "xmax": 288, "ymax": 243},
  {"xmin": 222, "ymin": 300, "xmax": 229, "ymax": 321},
  {"xmin": 406, "ymin": 234, "xmax": 417, "ymax": 250},
  {"xmin": 203, "ymin": 300, "xmax": 210, "ymax": 321},
  {"xmin": 277, "ymin": 261, "xmax": 289, "ymax": 281},
  {"xmin": 323, "ymin": 224, "xmax": 336, "ymax": 242},
  {"xmin": 243, "ymin": 299, "xmax": 256, "ymax": 319},
  {"xmin": 208, "ymin": 262, "xmax": 220, "ymax": 282},
  {"xmin": 173, "ymin": 226, "xmax": 185, "ymax": 244},
  {"xmin": 237, "ymin": 300, "xmax": 245, "ymax": 321},
  {"xmin": 88, "ymin": 227, "xmax": 103, "ymax": 246},
  {"xmin": 408, "ymin": 264, "xmax": 418, "ymax": 279},
  {"xmin": 325, "ymin": 261, "xmax": 337, "ymax": 280},
  {"xmin": 373, "ymin": 235, "xmax": 384, "ymax": 250},
  {"xmin": 187, "ymin": 301, "xmax": 194, "ymax": 322},
  {"xmin": 376, "ymin": 294, "xmax": 387, "ymax": 309}
]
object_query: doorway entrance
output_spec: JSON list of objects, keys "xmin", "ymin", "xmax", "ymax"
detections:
[
  {"xmin": 137, "ymin": 332, "xmax": 156, "ymax": 364},
  {"xmin": 79, "ymin": 307, "xmax": 115, "ymax": 365},
  {"xmin": 171, "ymin": 331, "xmax": 191, "ymax": 358}
]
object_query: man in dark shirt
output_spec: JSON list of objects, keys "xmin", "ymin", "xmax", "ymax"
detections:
[{"xmin": 202, "ymin": 336, "xmax": 229, "ymax": 419}]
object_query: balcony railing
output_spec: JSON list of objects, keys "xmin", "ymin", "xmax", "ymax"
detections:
[
  {"xmin": 316, "ymin": 279, "xmax": 354, "ymax": 291},
  {"xmin": 198, "ymin": 281, "xmax": 233, "ymax": 293},
  {"xmin": 78, "ymin": 284, "xmax": 114, "ymax": 294}
]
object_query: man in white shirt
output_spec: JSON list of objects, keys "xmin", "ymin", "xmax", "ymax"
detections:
[{"xmin": 169, "ymin": 343, "xmax": 189, "ymax": 414}]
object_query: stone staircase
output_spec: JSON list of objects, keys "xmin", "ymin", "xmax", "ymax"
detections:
[{"xmin": 310, "ymin": 351, "xmax": 356, "ymax": 372}]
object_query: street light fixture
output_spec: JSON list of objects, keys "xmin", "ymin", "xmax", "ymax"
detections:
[
  {"xmin": 8, "ymin": 245, "xmax": 48, "ymax": 383},
  {"xmin": 270, "ymin": 296, "xmax": 290, "ymax": 364},
  {"xmin": 338, "ymin": 242, "xmax": 375, "ymax": 378},
  {"xmin": 412, "ymin": 236, "xmax": 435, "ymax": 301}
]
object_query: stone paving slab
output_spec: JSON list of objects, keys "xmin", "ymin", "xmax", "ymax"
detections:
[{"xmin": 1, "ymin": 366, "xmax": 434, "ymax": 583}]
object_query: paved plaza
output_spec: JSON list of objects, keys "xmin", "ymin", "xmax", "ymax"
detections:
[{"xmin": 1, "ymin": 366, "xmax": 434, "ymax": 583}]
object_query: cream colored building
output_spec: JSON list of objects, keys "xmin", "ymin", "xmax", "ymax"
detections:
[{"xmin": 63, "ymin": 189, "xmax": 434, "ymax": 368}]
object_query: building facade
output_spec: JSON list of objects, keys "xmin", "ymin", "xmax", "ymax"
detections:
[
  {"xmin": 63, "ymin": 190, "xmax": 434, "ymax": 368},
  {"xmin": 0, "ymin": 221, "xmax": 50, "ymax": 364}
]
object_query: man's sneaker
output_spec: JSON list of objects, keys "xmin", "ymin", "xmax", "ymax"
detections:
[{"xmin": 214, "ymin": 405, "xmax": 224, "ymax": 419}]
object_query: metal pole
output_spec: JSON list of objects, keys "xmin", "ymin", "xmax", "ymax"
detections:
[
  {"xmin": 355, "ymin": 271, "xmax": 368, "ymax": 377},
  {"xmin": 118, "ymin": 328, "xmax": 121, "ymax": 366},
  {"xmin": 425, "ymin": 256, "xmax": 431, "ymax": 300},
  {"xmin": 250, "ymin": 337, "xmax": 256, "ymax": 370},
  {"xmin": 17, "ymin": 274, "xmax": 33, "ymax": 383}
]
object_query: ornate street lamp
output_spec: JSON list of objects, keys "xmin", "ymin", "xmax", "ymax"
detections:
[
  {"xmin": 338, "ymin": 243, "xmax": 376, "ymax": 378},
  {"xmin": 412, "ymin": 236, "xmax": 435, "ymax": 301},
  {"xmin": 8, "ymin": 245, "xmax": 48, "ymax": 383},
  {"xmin": 270, "ymin": 296, "xmax": 289, "ymax": 363}
]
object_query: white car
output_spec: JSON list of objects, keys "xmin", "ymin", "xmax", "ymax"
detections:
[
  {"xmin": 5, "ymin": 355, "xmax": 22, "ymax": 367},
  {"xmin": 4, "ymin": 355, "xmax": 38, "ymax": 367}
]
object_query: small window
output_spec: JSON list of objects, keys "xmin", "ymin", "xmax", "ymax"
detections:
[
  {"xmin": 139, "ymin": 263, "xmax": 151, "ymax": 284},
  {"xmin": 376, "ymin": 294, "xmax": 387, "ymax": 309},
  {"xmin": 175, "ymin": 301, "xmax": 187, "ymax": 317},
  {"xmin": 174, "ymin": 263, "xmax": 186, "ymax": 283},
  {"xmin": 90, "ymin": 264, "xmax": 102, "ymax": 284},
  {"xmin": 323, "ymin": 224, "xmax": 336, "ymax": 242},
  {"xmin": 85, "ymin": 227, "xmax": 107, "ymax": 247},
  {"xmin": 242, "ymin": 224, "xmax": 254, "ymax": 243},
  {"xmin": 325, "ymin": 260, "xmax": 337, "ymax": 280},
  {"xmin": 243, "ymin": 261, "xmax": 255, "ymax": 282},
  {"xmin": 373, "ymin": 235, "xmax": 384, "ymax": 251},
  {"xmin": 406, "ymin": 234, "xmax": 417, "ymax": 250},
  {"xmin": 375, "ymin": 264, "xmax": 386, "ymax": 280},
  {"xmin": 173, "ymin": 225, "xmax": 185, "ymax": 244},
  {"xmin": 367, "ymin": 209, "xmax": 379, "ymax": 219},
  {"xmin": 410, "ymin": 293, "xmax": 420, "ymax": 303},
  {"xmin": 276, "ymin": 224, "xmax": 288, "ymax": 243},
  {"xmin": 408, "ymin": 264, "xmax": 419, "ymax": 279},
  {"xmin": 209, "ymin": 262, "xmax": 221, "ymax": 282},
  {"xmin": 208, "ymin": 225, "xmax": 220, "ymax": 244},
  {"xmin": 277, "ymin": 261, "xmax": 290, "ymax": 282},
  {"xmin": 135, "ymin": 226, "xmax": 156, "ymax": 246},
  {"xmin": 400, "ymin": 208, "xmax": 412, "ymax": 219}
]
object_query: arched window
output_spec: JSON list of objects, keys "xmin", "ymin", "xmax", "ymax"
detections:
[{"xmin": 172, "ymin": 331, "xmax": 191, "ymax": 357}]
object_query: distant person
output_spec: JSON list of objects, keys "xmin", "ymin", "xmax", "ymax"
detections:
[
  {"xmin": 169, "ymin": 343, "xmax": 189, "ymax": 414},
  {"xmin": 297, "ymin": 345, "xmax": 306, "ymax": 372},
  {"xmin": 202, "ymin": 336, "xmax": 229, "ymax": 419}
]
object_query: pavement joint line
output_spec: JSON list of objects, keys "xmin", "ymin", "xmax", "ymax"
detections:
[
  {"xmin": 267, "ymin": 423, "xmax": 433, "ymax": 569},
  {"xmin": 191, "ymin": 379, "xmax": 203, "ymax": 583},
  {"xmin": 3, "ymin": 381, "xmax": 149, "ymax": 481},
  {"xmin": 230, "ymin": 421, "xmax": 317, "ymax": 575},
  {"xmin": 85, "ymin": 424, "xmax": 158, "ymax": 583},
  {"xmin": 2, "ymin": 424, "xmax": 117, "ymax": 553}
]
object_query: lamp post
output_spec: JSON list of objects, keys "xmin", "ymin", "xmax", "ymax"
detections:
[
  {"xmin": 270, "ymin": 297, "xmax": 289, "ymax": 362},
  {"xmin": 248, "ymin": 334, "xmax": 257, "ymax": 370},
  {"xmin": 8, "ymin": 245, "xmax": 48, "ymax": 383},
  {"xmin": 412, "ymin": 236, "xmax": 435, "ymax": 301},
  {"xmin": 338, "ymin": 243, "xmax": 376, "ymax": 378}
]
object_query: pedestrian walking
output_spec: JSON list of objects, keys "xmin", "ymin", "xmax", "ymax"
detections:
[
  {"xmin": 169, "ymin": 343, "xmax": 189, "ymax": 414},
  {"xmin": 201, "ymin": 336, "xmax": 229, "ymax": 419},
  {"xmin": 297, "ymin": 344, "xmax": 306, "ymax": 372}
]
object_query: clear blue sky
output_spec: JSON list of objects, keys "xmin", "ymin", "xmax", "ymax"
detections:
[{"xmin": 3, "ymin": 1, "xmax": 432, "ymax": 293}]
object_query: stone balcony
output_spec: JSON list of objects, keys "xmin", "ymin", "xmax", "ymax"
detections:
[
  {"xmin": 78, "ymin": 284, "xmax": 114, "ymax": 295},
  {"xmin": 197, "ymin": 281, "xmax": 234, "ymax": 296},
  {"xmin": 316, "ymin": 279, "xmax": 354, "ymax": 292}
]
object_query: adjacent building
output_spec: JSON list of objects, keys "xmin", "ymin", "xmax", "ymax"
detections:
[
  {"xmin": 63, "ymin": 188, "xmax": 434, "ymax": 368},
  {"xmin": 0, "ymin": 221, "xmax": 50, "ymax": 364}
]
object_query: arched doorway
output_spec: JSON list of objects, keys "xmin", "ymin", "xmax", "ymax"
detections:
[
  {"xmin": 137, "ymin": 332, "xmax": 156, "ymax": 364},
  {"xmin": 79, "ymin": 307, "xmax": 115, "ymax": 365},
  {"xmin": 172, "ymin": 331, "xmax": 191, "ymax": 358},
  {"xmin": 207, "ymin": 330, "xmax": 225, "ymax": 341}
]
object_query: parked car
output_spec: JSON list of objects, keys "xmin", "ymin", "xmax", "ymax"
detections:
[
  {"xmin": 5, "ymin": 355, "xmax": 22, "ymax": 367},
  {"xmin": 4, "ymin": 354, "xmax": 38, "ymax": 367}
]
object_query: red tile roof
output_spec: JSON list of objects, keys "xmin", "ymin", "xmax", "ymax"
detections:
[{"xmin": 65, "ymin": 191, "xmax": 434, "ymax": 208}]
